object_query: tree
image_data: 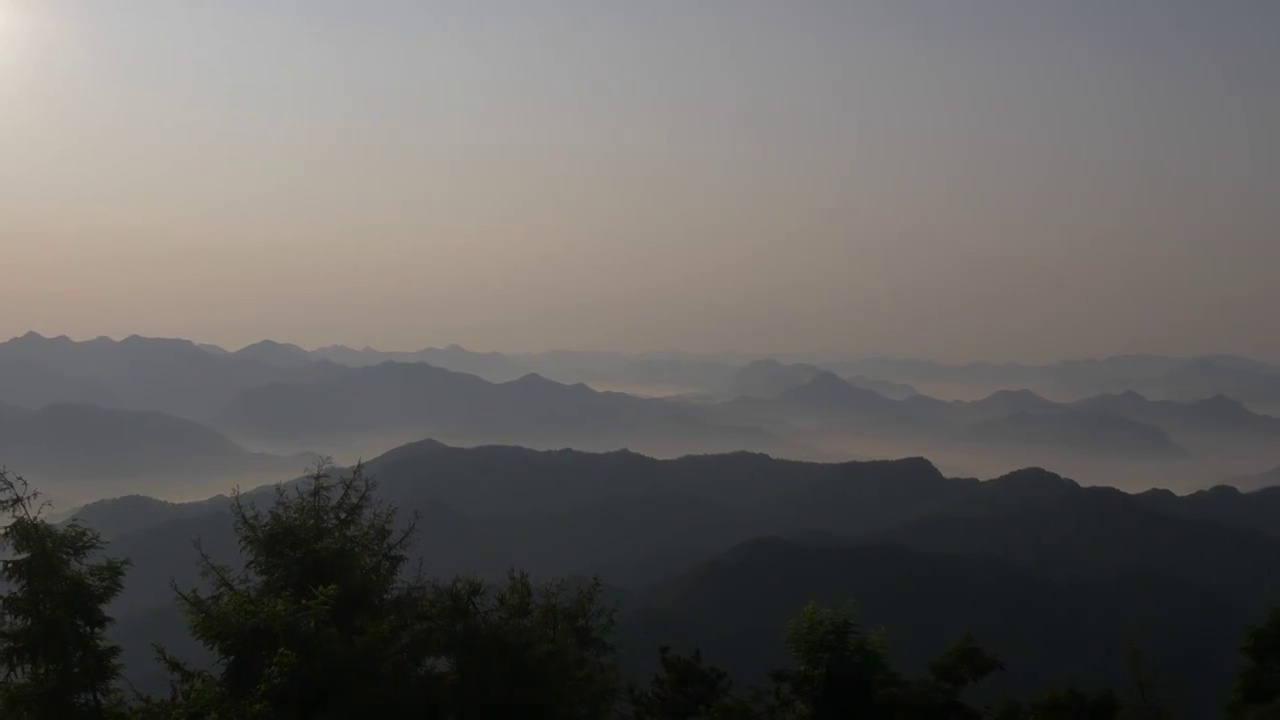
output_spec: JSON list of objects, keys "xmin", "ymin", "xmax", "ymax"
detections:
[
  {"xmin": 1228, "ymin": 604, "xmax": 1280, "ymax": 719},
  {"xmin": 993, "ymin": 687, "xmax": 1121, "ymax": 720},
  {"xmin": 901, "ymin": 633, "xmax": 1004, "ymax": 718},
  {"xmin": 768, "ymin": 601, "xmax": 903, "ymax": 718},
  {"xmin": 427, "ymin": 571, "xmax": 622, "ymax": 718},
  {"xmin": 0, "ymin": 467, "xmax": 130, "ymax": 719},
  {"xmin": 766, "ymin": 602, "xmax": 1004, "ymax": 719},
  {"xmin": 1120, "ymin": 639, "xmax": 1175, "ymax": 719},
  {"xmin": 153, "ymin": 460, "xmax": 624, "ymax": 718},
  {"xmin": 156, "ymin": 460, "xmax": 439, "ymax": 718},
  {"xmin": 629, "ymin": 646, "xmax": 756, "ymax": 719}
]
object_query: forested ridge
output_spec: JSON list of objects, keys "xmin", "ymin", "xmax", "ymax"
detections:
[{"xmin": 1, "ymin": 464, "xmax": 1277, "ymax": 719}]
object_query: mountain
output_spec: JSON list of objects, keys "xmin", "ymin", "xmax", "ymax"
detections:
[
  {"xmin": 1223, "ymin": 466, "xmax": 1280, "ymax": 492},
  {"xmin": 78, "ymin": 441, "xmax": 1280, "ymax": 601},
  {"xmin": 211, "ymin": 362, "xmax": 794, "ymax": 458},
  {"xmin": 722, "ymin": 360, "xmax": 917, "ymax": 401},
  {"xmin": 1075, "ymin": 391, "xmax": 1280, "ymax": 441},
  {"xmin": 718, "ymin": 377, "xmax": 1191, "ymax": 458},
  {"xmin": 715, "ymin": 372, "xmax": 1280, "ymax": 463},
  {"xmin": 0, "ymin": 332, "xmax": 344, "ymax": 418},
  {"xmin": 881, "ymin": 478, "xmax": 1279, "ymax": 592},
  {"xmin": 63, "ymin": 494, "xmax": 230, "ymax": 540},
  {"xmin": 721, "ymin": 359, "xmax": 825, "ymax": 398},
  {"xmin": 958, "ymin": 389, "xmax": 1058, "ymax": 420},
  {"xmin": 831, "ymin": 354, "xmax": 1280, "ymax": 407},
  {"xmin": 80, "ymin": 441, "xmax": 1280, "ymax": 714},
  {"xmin": 619, "ymin": 538, "xmax": 1252, "ymax": 716},
  {"xmin": 228, "ymin": 340, "xmax": 316, "ymax": 367},
  {"xmin": 955, "ymin": 409, "xmax": 1187, "ymax": 457},
  {"xmin": 1141, "ymin": 358, "xmax": 1280, "ymax": 409},
  {"xmin": 513, "ymin": 350, "xmax": 736, "ymax": 393},
  {"xmin": 1133, "ymin": 483, "xmax": 1280, "ymax": 539},
  {"xmin": 0, "ymin": 403, "xmax": 307, "ymax": 485},
  {"xmin": 845, "ymin": 374, "xmax": 918, "ymax": 400},
  {"xmin": 778, "ymin": 371, "xmax": 903, "ymax": 411},
  {"xmin": 310, "ymin": 343, "xmax": 530, "ymax": 382}
]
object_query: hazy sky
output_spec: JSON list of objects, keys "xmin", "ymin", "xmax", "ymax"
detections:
[{"xmin": 1, "ymin": 1, "xmax": 1277, "ymax": 361}]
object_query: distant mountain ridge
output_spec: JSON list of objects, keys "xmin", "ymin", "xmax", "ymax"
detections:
[
  {"xmin": 188, "ymin": 337, "xmax": 1280, "ymax": 409},
  {"xmin": 0, "ymin": 332, "xmax": 344, "ymax": 418},
  {"xmin": 712, "ymin": 372, "xmax": 1280, "ymax": 460},
  {"xmin": 209, "ymin": 361, "xmax": 797, "ymax": 459},
  {"xmin": 0, "ymin": 403, "xmax": 307, "ymax": 482},
  {"xmin": 831, "ymin": 354, "xmax": 1280, "ymax": 411},
  {"xmin": 1223, "ymin": 466, "xmax": 1280, "ymax": 492},
  {"xmin": 5, "ymin": 332, "xmax": 1279, "ymax": 481},
  {"xmin": 720, "ymin": 360, "xmax": 917, "ymax": 401}
]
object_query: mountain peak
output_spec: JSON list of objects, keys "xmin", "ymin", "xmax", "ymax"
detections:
[
  {"xmin": 1195, "ymin": 394, "xmax": 1247, "ymax": 410},
  {"xmin": 987, "ymin": 467, "xmax": 1079, "ymax": 492},
  {"xmin": 782, "ymin": 371, "xmax": 893, "ymax": 408},
  {"xmin": 808, "ymin": 370, "xmax": 851, "ymax": 386},
  {"xmin": 976, "ymin": 388, "xmax": 1052, "ymax": 407},
  {"xmin": 507, "ymin": 372, "xmax": 572, "ymax": 391}
]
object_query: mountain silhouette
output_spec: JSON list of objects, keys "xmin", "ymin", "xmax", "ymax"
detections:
[
  {"xmin": 211, "ymin": 362, "xmax": 793, "ymax": 457},
  {"xmin": 63, "ymin": 439, "xmax": 1280, "ymax": 714},
  {"xmin": 0, "ymin": 403, "xmax": 306, "ymax": 482},
  {"xmin": 955, "ymin": 409, "xmax": 1187, "ymax": 457},
  {"xmin": 228, "ymin": 340, "xmax": 316, "ymax": 367},
  {"xmin": 0, "ymin": 332, "xmax": 344, "ymax": 418}
]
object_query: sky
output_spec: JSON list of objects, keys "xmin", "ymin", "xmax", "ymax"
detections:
[{"xmin": 1, "ymin": 0, "xmax": 1277, "ymax": 361}]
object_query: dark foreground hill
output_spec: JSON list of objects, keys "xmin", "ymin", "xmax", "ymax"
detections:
[
  {"xmin": 58, "ymin": 440, "xmax": 1280, "ymax": 714},
  {"xmin": 618, "ymin": 538, "xmax": 1250, "ymax": 714}
]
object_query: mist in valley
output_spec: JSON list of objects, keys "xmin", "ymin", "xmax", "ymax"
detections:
[{"xmin": 3, "ymin": 0, "xmax": 1280, "ymax": 716}]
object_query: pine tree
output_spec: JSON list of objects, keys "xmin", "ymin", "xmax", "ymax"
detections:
[
  {"xmin": 0, "ymin": 468, "xmax": 130, "ymax": 719},
  {"xmin": 155, "ymin": 459, "xmax": 439, "ymax": 718},
  {"xmin": 154, "ymin": 459, "xmax": 624, "ymax": 717}
]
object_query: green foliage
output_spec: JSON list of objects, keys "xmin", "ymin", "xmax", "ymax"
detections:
[
  {"xmin": 154, "ymin": 459, "xmax": 432, "ymax": 717},
  {"xmin": 0, "ymin": 468, "xmax": 131, "ymax": 719},
  {"xmin": 629, "ymin": 646, "xmax": 756, "ymax": 719},
  {"xmin": 1228, "ymin": 604, "xmax": 1280, "ymax": 719},
  {"xmin": 8, "ymin": 456, "xmax": 1280, "ymax": 719},
  {"xmin": 768, "ymin": 601, "xmax": 896, "ymax": 717},
  {"xmin": 426, "ymin": 571, "xmax": 621, "ymax": 717},
  {"xmin": 767, "ymin": 602, "xmax": 1002, "ymax": 719},
  {"xmin": 149, "ymin": 460, "xmax": 623, "ymax": 718}
]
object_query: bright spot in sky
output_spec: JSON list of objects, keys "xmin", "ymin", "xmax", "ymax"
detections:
[{"xmin": 0, "ymin": 3, "xmax": 29, "ymax": 60}]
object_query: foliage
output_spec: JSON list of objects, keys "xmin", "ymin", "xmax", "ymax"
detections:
[
  {"xmin": 765, "ymin": 602, "xmax": 1004, "ymax": 719},
  {"xmin": 0, "ymin": 467, "xmax": 131, "ymax": 719},
  {"xmin": 1228, "ymin": 604, "xmax": 1280, "ymax": 719},
  {"xmin": 149, "ymin": 460, "xmax": 622, "ymax": 718},
  {"xmin": 426, "ymin": 571, "xmax": 621, "ymax": 718},
  {"xmin": 628, "ymin": 646, "xmax": 756, "ymax": 719},
  {"xmin": 3, "ymin": 459, "xmax": 1280, "ymax": 719},
  {"xmin": 153, "ymin": 459, "xmax": 433, "ymax": 717},
  {"xmin": 992, "ymin": 687, "xmax": 1122, "ymax": 719}
]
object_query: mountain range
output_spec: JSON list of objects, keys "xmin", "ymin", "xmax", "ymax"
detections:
[
  {"xmin": 3, "ymin": 333, "xmax": 1279, "ymax": 492},
  {"xmin": 0, "ymin": 332, "xmax": 344, "ymax": 418},
  {"xmin": 713, "ymin": 371, "xmax": 1279, "ymax": 463},
  {"xmin": 14, "ymin": 332, "xmax": 1277, "ymax": 410},
  {"xmin": 63, "ymin": 440, "xmax": 1280, "ymax": 717},
  {"xmin": 0, "ymin": 403, "xmax": 301, "ymax": 479}
]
